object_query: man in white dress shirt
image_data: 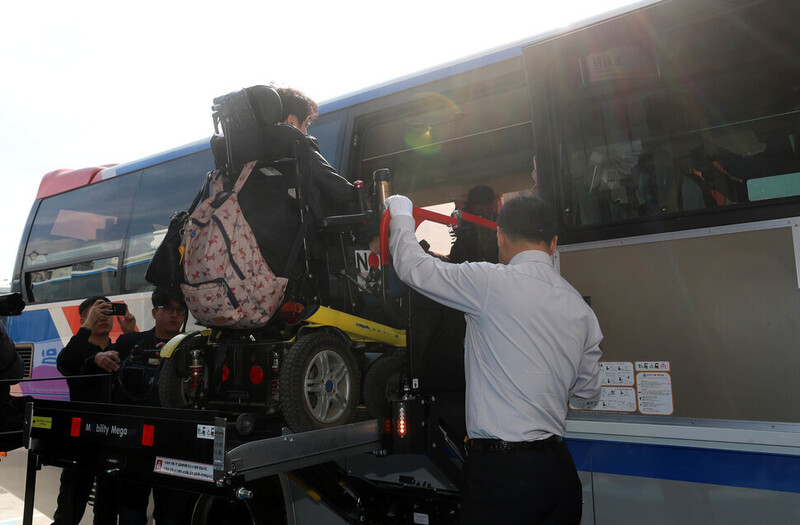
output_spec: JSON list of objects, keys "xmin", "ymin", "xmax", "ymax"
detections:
[{"xmin": 385, "ymin": 194, "xmax": 602, "ymax": 524}]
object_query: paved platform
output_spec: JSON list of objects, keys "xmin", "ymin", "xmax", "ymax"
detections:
[{"xmin": 0, "ymin": 486, "xmax": 49, "ymax": 525}]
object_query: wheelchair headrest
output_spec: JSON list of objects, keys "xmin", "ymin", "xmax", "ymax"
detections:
[{"xmin": 212, "ymin": 85, "xmax": 283, "ymax": 134}]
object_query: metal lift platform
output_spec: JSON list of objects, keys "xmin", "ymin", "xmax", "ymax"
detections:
[{"xmin": 20, "ymin": 399, "xmax": 384, "ymax": 525}]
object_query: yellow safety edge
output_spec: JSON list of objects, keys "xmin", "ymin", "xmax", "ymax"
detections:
[
  {"xmin": 160, "ymin": 330, "xmax": 211, "ymax": 358},
  {"xmin": 304, "ymin": 306, "xmax": 406, "ymax": 347}
]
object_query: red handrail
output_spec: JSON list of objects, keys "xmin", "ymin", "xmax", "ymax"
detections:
[{"xmin": 379, "ymin": 207, "xmax": 497, "ymax": 266}]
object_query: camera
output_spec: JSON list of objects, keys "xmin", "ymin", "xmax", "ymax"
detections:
[
  {"xmin": 109, "ymin": 302, "xmax": 127, "ymax": 316},
  {"xmin": 0, "ymin": 293, "xmax": 25, "ymax": 316}
]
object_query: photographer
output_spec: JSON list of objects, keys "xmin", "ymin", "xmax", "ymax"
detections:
[
  {"xmin": 53, "ymin": 295, "xmax": 136, "ymax": 524},
  {"xmin": 116, "ymin": 289, "xmax": 195, "ymax": 525},
  {"xmin": 56, "ymin": 296, "xmax": 137, "ymax": 403}
]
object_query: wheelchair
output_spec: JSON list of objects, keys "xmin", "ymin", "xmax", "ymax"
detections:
[{"xmin": 157, "ymin": 86, "xmax": 411, "ymax": 434}]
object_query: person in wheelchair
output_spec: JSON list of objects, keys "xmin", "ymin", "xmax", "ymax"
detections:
[
  {"xmin": 234, "ymin": 86, "xmax": 367, "ymax": 286},
  {"xmin": 161, "ymin": 85, "xmax": 395, "ymax": 434}
]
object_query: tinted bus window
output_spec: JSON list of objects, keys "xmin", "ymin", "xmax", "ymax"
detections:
[
  {"xmin": 123, "ymin": 150, "xmax": 214, "ymax": 292},
  {"xmin": 29, "ymin": 256, "xmax": 119, "ymax": 303},
  {"xmin": 308, "ymin": 117, "xmax": 344, "ymax": 172},
  {"xmin": 24, "ymin": 174, "xmax": 139, "ymax": 302},
  {"xmin": 356, "ymin": 63, "xmax": 533, "ymax": 207},
  {"xmin": 538, "ymin": 3, "xmax": 800, "ymax": 227}
]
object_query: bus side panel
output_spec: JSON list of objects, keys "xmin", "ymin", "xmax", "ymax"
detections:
[
  {"xmin": 560, "ymin": 223, "xmax": 800, "ymax": 423},
  {"xmin": 570, "ymin": 440, "xmax": 800, "ymax": 524}
]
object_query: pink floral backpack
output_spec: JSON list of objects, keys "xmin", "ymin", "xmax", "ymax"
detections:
[{"xmin": 181, "ymin": 161, "xmax": 287, "ymax": 328}]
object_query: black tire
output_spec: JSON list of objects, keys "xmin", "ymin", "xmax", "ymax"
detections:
[
  {"xmin": 191, "ymin": 477, "xmax": 285, "ymax": 525},
  {"xmin": 158, "ymin": 333, "xmax": 209, "ymax": 409},
  {"xmin": 363, "ymin": 355, "xmax": 406, "ymax": 419},
  {"xmin": 280, "ymin": 332, "xmax": 361, "ymax": 432}
]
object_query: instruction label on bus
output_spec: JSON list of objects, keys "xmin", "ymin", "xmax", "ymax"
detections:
[
  {"xmin": 154, "ymin": 456, "xmax": 214, "ymax": 482},
  {"xmin": 601, "ymin": 362, "xmax": 634, "ymax": 386},
  {"xmin": 570, "ymin": 361, "xmax": 637, "ymax": 412}
]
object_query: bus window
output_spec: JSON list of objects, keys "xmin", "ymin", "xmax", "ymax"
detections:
[
  {"xmin": 534, "ymin": 2, "xmax": 800, "ymax": 228},
  {"xmin": 123, "ymin": 150, "xmax": 214, "ymax": 292},
  {"xmin": 355, "ymin": 64, "xmax": 534, "ymax": 207},
  {"xmin": 308, "ymin": 115, "xmax": 344, "ymax": 172},
  {"xmin": 23, "ymin": 174, "xmax": 138, "ymax": 302},
  {"xmin": 29, "ymin": 256, "xmax": 119, "ymax": 303}
]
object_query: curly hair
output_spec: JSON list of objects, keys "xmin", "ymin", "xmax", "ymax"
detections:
[{"xmin": 275, "ymin": 87, "xmax": 319, "ymax": 125}]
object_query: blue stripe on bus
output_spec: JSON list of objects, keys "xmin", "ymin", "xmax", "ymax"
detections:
[
  {"xmin": 6, "ymin": 309, "xmax": 61, "ymax": 342},
  {"xmin": 568, "ymin": 438, "xmax": 800, "ymax": 494}
]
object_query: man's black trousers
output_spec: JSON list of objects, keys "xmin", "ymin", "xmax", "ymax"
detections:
[{"xmin": 461, "ymin": 437, "xmax": 582, "ymax": 524}]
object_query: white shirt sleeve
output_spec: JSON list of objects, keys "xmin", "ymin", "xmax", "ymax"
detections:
[
  {"xmin": 389, "ymin": 215, "xmax": 488, "ymax": 316},
  {"xmin": 569, "ymin": 317, "xmax": 603, "ymax": 404}
]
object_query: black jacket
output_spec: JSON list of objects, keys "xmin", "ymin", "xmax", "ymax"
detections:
[
  {"xmin": 238, "ymin": 132, "xmax": 360, "ymax": 278},
  {"xmin": 115, "ymin": 328, "xmax": 167, "ymax": 362},
  {"xmin": 56, "ymin": 327, "xmax": 115, "ymax": 402}
]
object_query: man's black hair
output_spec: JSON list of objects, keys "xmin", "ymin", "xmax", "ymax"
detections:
[
  {"xmin": 152, "ymin": 289, "xmax": 186, "ymax": 309},
  {"xmin": 78, "ymin": 295, "xmax": 109, "ymax": 318},
  {"xmin": 496, "ymin": 195, "xmax": 557, "ymax": 245},
  {"xmin": 275, "ymin": 87, "xmax": 319, "ymax": 125}
]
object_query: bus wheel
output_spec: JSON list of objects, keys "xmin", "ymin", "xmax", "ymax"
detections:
[
  {"xmin": 280, "ymin": 332, "xmax": 360, "ymax": 432},
  {"xmin": 159, "ymin": 334, "xmax": 209, "ymax": 409},
  {"xmin": 363, "ymin": 355, "xmax": 406, "ymax": 419}
]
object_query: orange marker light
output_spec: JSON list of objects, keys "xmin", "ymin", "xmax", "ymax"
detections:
[
  {"xmin": 280, "ymin": 302, "xmax": 304, "ymax": 325},
  {"xmin": 397, "ymin": 405, "xmax": 407, "ymax": 438}
]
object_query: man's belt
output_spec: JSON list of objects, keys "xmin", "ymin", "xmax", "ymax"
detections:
[{"xmin": 467, "ymin": 435, "xmax": 563, "ymax": 452}]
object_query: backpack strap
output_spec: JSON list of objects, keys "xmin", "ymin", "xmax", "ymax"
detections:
[
  {"xmin": 187, "ymin": 171, "xmax": 214, "ymax": 216},
  {"xmin": 232, "ymin": 161, "xmax": 258, "ymax": 194}
]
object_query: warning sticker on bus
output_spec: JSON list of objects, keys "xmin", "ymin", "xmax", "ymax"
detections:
[
  {"xmin": 636, "ymin": 372, "xmax": 674, "ymax": 415},
  {"xmin": 153, "ymin": 456, "xmax": 214, "ymax": 482}
]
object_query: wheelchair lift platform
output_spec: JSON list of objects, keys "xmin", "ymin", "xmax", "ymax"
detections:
[{"xmin": 20, "ymin": 399, "xmax": 384, "ymax": 525}]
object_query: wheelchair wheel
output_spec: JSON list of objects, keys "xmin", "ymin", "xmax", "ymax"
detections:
[
  {"xmin": 159, "ymin": 333, "xmax": 209, "ymax": 409},
  {"xmin": 363, "ymin": 355, "xmax": 406, "ymax": 419},
  {"xmin": 280, "ymin": 332, "xmax": 360, "ymax": 432}
]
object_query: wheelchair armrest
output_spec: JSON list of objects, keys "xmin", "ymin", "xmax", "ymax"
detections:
[{"xmin": 317, "ymin": 213, "xmax": 371, "ymax": 232}]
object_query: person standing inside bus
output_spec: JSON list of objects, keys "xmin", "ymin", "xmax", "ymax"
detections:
[
  {"xmin": 449, "ymin": 184, "xmax": 499, "ymax": 264},
  {"xmin": 385, "ymin": 194, "xmax": 602, "ymax": 524},
  {"xmin": 53, "ymin": 295, "xmax": 136, "ymax": 525}
]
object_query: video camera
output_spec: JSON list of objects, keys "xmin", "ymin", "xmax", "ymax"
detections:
[{"xmin": 0, "ymin": 293, "xmax": 24, "ymax": 317}]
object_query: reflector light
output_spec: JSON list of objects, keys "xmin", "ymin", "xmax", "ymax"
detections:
[
  {"xmin": 280, "ymin": 302, "xmax": 304, "ymax": 325},
  {"xmin": 142, "ymin": 424, "xmax": 155, "ymax": 447},
  {"xmin": 70, "ymin": 417, "xmax": 81, "ymax": 437},
  {"xmin": 250, "ymin": 365, "xmax": 264, "ymax": 385},
  {"xmin": 222, "ymin": 365, "xmax": 230, "ymax": 382}
]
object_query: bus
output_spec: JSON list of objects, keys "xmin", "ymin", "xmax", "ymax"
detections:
[{"xmin": 8, "ymin": 0, "xmax": 800, "ymax": 520}]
